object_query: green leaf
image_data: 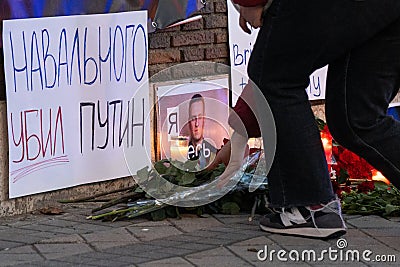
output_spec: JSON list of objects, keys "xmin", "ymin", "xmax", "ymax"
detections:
[
  {"xmin": 183, "ymin": 160, "xmax": 199, "ymax": 171},
  {"xmin": 165, "ymin": 206, "xmax": 179, "ymax": 218},
  {"xmin": 374, "ymin": 181, "xmax": 390, "ymax": 191},
  {"xmin": 154, "ymin": 160, "xmax": 168, "ymax": 174},
  {"xmin": 221, "ymin": 202, "xmax": 240, "ymax": 215},
  {"xmin": 342, "ymin": 196, "xmax": 354, "ymax": 203},
  {"xmin": 151, "ymin": 208, "xmax": 166, "ymax": 221},
  {"xmin": 337, "ymin": 169, "xmax": 349, "ymax": 184},
  {"xmin": 385, "ymin": 204, "xmax": 400, "ymax": 216},
  {"xmin": 315, "ymin": 117, "xmax": 326, "ymax": 131},
  {"xmin": 136, "ymin": 167, "xmax": 149, "ymax": 181},
  {"xmin": 360, "ymin": 206, "xmax": 367, "ymax": 212},
  {"xmin": 179, "ymin": 173, "xmax": 196, "ymax": 186},
  {"xmin": 160, "ymin": 179, "xmax": 175, "ymax": 193},
  {"xmin": 134, "ymin": 187, "xmax": 144, "ymax": 193}
]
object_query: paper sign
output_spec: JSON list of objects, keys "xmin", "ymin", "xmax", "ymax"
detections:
[
  {"xmin": 3, "ymin": 11, "xmax": 150, "ymax": 198},
  {"xmin": 227, "ymin": 0, "xmax": 327, "ymax": 103}
]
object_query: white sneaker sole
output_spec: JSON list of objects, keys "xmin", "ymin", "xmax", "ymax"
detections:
[{"xmin": 259, "ymin": 224, "xmax": 346, "ymax": 238}]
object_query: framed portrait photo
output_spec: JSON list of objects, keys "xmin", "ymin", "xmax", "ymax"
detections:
[{"xmin": 151, "ymin": 75, "xmax": 230, "ymax": 170}]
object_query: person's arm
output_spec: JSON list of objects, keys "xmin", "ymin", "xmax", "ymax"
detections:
[{"xmin": 232, "ymin": 0, "xmax": 270, "ymax": 33}]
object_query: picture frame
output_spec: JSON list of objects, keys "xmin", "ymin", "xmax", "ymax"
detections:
[{"xmin": 150, "ymin": 75, "xmax": 230, "ymax": 168}]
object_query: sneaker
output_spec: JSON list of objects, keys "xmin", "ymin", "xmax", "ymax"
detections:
[{"xmin": 259, "ymin": 199, "xmax": 346, "ymax": 239}]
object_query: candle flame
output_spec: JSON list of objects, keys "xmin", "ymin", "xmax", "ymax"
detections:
[{"xmin": 372, "ymin": 170, "xmax": 390, "ymax": 185}]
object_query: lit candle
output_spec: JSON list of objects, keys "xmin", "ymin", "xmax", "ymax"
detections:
[
  {"xmin": 321, "ymin": 133, "xmax": 332, "ymax": 165},
  {"xmin": 371, "ymin": 170, "xmax": 390, "ymax": 185},
  {"xmin": 169, "ymin": 136, "xmax": 189, "ymax": 162},
  {"xmin": 170, "ymin": 146, "xmax": 189, "ymax": 162}
]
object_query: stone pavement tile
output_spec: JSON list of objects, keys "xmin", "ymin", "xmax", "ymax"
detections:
[
  {"xmin": 34, "ymin": 243, "xmax": 93, "ymax": 260},
  {"xmin": 18, "ymin": 223, "xmax": 61, "ymax": 232},
  {"xmin": 34, "ymin": 226, "xmax": 86, "ymax": 235},
  {"xmin": 0, "ymin": 225, "xmax": 11, "ymax": 231},
  {"xmin": 212, "ymin": 214, "xmax": 252, "ymax": 224},
  {"xmin": 184, "ymin": 246, "xmax": 253, "ymax": 267},
  {"xmin": 31, "ymin": 260, "xmax": 96, "ymax": 267},
  {"xmin": 388, "ymin": 217, "xmax": 400, "ymax": 222},
  {"xmin": 222, "ymin": 225, "xmax": 263, "ymax": 237},
  {"xmin": 231, "ymin": 236, "xmax": 279, "ymax": 247},
  {"xmin": 118, "ymin": 250, "xmax": 176, "ymax": 263},
  {"xmin": 24, "ymin": 230, "xmax": 66, "ymax": 241},
  {"xmin": 343, "ymin": 214, "xmax": 362, "ymax": 228},
  {"xmin": 102, "ymin": 243, "xmax": 176, "ymax": 259},
  {"xmin": 372, "ymin": 237, "xmax": 400, "ymax": 252},
  {"xmin": 82, "ymin": 228, "xmax": 139, "ymax": 250},
  {"xmin": 69, "ymin": 223, "xmax": 115, "ymax": 233},
  {"xmin": 186, "ymin": 228, "xmax": 260, "ymax": 242},
  {"xmin": 74, "ymin": 251, "xmax": 125, "ymax": 261},
  {"xmin": 109, "ymin": 255, "xmax": 156, "ymax": 265},
  {"xmin": 91, "ymin": 241, "xmax": 140, "ymax": 251},
  {"xmin": 126, "ymin": 225, "xmax": 182, "ymax": 242},
  {"xmin": 268, "ymin": 234, "xmax": 330, "ymax": 248},
  {"xmin": 322, "ymin": 229, "xmax": 383, "ymax": 247},
  {"xmin": 60, "ymin": 214, "xmax": 133, "ymax": 228},
  {"xmin": 134, "ymin": 244, "xmax": 195, "ymax": 257},
  {"xmin": 207, "ymin": 225, "xmax": 258, "ymax": 234},
  {"xmin": 152, "ymin": 238, "xmax": 215, "ymax": 252},
  {"xmin": 54, "ymin": 255, "xmax": 130, "ymax": 267},
  {"xmin": 213, "ymin": 231, "xmax": 260, "ymax": 242},
  {"xmin": 0, "ymin": 227, "xmax": 40, "ymax": 241},
  {"xmin": 0, "ymin": 239, "xmax": 25, "ymax": 250},
  {"xmin": 130, "ymin": 220, "xmax": 173, "ymax": 227},
  {"xmin": 168, "ymin": 234, "xmax": 234, "ymax": 246},
  {"xmin": 212, "ymin": 224, "xmax": 253, "ymax": 233},
  {"xmin": 37, "ymin": 218, "xmax": 80, "ymax": 228},
  {"xmin": 343, "ymin": 214, "xmax": 362, "ymax": 220},
  {"xmin": 55, "ymin": 251, "xmax": 144, "ymax": 266},
  {"xmin": 168, "ymin": 214, "xmax": 223, "ymax": 233},
  {"xmin": 38, "ymin": 233, "xmax": 85, "ymax": 244},
  {"xmin": 137, "ymin": 256, "xmax": 195, "ymax": 267},
  {"xmin": 228, "ymin": 222, "xmax": 261, "ymax": 230},
  {"xmin": 346, "ymin": 215, "xmax": 399, "ymax": 229},
  {"xmin": 361, "ymin": 227, "xmax": 400, "ymax": 237},
  {"xmin": 182, "ymin": 229, "xmax": 223, "ymax": 238},
  {"xmin": 1, "ymin": 215, "xmax": 48, "ymax": 228},
  {"xmin": 227, "ymin": 236, "xmax": 284, "ymax": 266},
  {"xmin": 185, "ymin": 230, "xmax": 235, "ymax": 240},
  {"xmin": 0, "ymin": 245, "xmax": 43, "ymax": 266},
  {"xmin": 0, "ymin": 232, "xmax": 46, "ymax": 245},
  {"xmin": 309, "ymin": 262, "xmax": 368, "ymax": 266}
]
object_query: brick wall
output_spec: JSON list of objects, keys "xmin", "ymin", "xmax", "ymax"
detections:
[
  {"xmin": 0, "ymin": 1, "xmax": 231, "ymax": 215},
  {"xmin": 148, "ymin": 0, "xmax": 229, "ymax": 78}
]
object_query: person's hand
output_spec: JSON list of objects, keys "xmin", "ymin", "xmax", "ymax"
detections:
[
  {"xmin": 206, "ymin": 139, "xmax": 250, "ymax": 171},
  {"xmin": 206, "ymin": 140, "xmax": 232, "ymax": 171},
  {"xmin": 207, "ymin": 132, "xmax": 249, "ymax": 188},
  {"xmin": 239, "ymin": 5, "xmax": 265, "ymax": 34}
]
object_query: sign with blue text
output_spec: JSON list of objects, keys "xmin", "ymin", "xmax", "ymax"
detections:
[
  {"xmin": 227, "ymin": 0, "xmax": 327, "ymax": 104},
  {"xmin": 3, "ymin": 11, "xmax": 150, "ymax": 198}
]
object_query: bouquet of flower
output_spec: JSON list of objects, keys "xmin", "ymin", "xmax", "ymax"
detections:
[
  {"xmin": 317, "ymin": 118, "xmax": 375, "ymax": 184},
  {"xmin": 340, "ymin": 181, "xmax": 400, "ymax": 216}
]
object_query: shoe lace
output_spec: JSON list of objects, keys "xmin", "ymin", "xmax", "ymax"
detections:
[
  {"xmin": 306, "ymin": 198, "xmax": 346, "ymax": 230},
  {"xmin": 272, "ymin": 207, "xmax": 308, "ymax": 226}
]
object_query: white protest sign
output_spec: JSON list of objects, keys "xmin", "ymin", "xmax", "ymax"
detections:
[
  {"xmin": 3, "ymin": 11, "xmax": 150, "ymax": 198},
  {"xmin": 227, "ymin": 0, "xmax": 327, "ymax": 104}
]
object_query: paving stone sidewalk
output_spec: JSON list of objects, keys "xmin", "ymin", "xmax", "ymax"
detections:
[{"xmin": 0, "ymin": 203, "xmax": 399, "ymax": 266}]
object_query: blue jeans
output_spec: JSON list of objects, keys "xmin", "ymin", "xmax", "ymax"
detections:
[{"xmin": 247, "ymin": 0, "xmax": 400, "ymax": 207}]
